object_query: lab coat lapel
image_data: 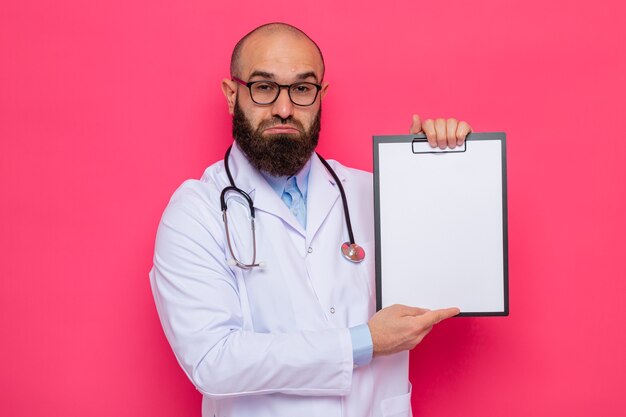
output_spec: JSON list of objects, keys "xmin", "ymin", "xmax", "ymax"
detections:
[
  {"xmin": 229, "ymin": 143, "xmax": 305, "ymax": 235},
  {"xmin": 305, "ymin": 154, "xmax": 343, "ymax": 246}
]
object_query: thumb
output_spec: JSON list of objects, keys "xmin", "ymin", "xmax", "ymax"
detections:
[
  {"xmin": 422, "ymin": 307, "xmax": 461, "ymax": 326},
  {"xmin": 409, "ymin": 114, "xmax": 422, "ymax": 134}
]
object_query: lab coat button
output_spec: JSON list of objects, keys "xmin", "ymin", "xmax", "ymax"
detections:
[
  {"xmin": 330, "ymin": 307, "xmax": 335, "ymax": 314},
  {"xmin": 307, "ymin": 247, "xmax": 313, "ymax": 253}
]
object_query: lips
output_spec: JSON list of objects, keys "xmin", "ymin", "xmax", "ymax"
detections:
[{"xmin": 263, "ymin": 125, "xmax": 301, "ymax": 134}]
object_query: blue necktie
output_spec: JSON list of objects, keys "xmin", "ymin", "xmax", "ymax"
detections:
[{"xmin": 282, "ymin": 176, "xmax": 306, "ymax": 228}]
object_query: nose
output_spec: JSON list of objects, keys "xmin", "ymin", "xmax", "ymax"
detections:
[{"xmin": 271, "ymin": 87, "xmax": 295, "ymax": 120}]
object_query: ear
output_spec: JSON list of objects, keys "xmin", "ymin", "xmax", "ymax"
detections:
[
  {"xmin": 221, "ymin": 78, "xmax": 237, "ymax": 115},
  {"xmin": 320, "ymin": 80, "xmax": 330, "ymax": 100}
]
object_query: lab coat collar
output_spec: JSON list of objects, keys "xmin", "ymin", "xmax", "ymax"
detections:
[
  {"xmin": 305, "ymin": 152, "xmax": 345, "ymax": 246},
  {"xmin": 227, "ymin": 142, "xmax": 347, "ymax": 242}
]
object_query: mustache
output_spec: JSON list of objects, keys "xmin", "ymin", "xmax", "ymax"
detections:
[{"xmin": 257, "ymin": 117, "xmax": 305, "ymax": 133}]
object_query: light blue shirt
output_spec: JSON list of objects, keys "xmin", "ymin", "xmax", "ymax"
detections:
[{"xmin": 260, "ymin": 159, "xmax": 373, "ymax": 368}]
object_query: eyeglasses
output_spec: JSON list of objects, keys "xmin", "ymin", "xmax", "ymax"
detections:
[{"xmin": 232, "ymin": 76, "xmax": 322, "ymax": 106}]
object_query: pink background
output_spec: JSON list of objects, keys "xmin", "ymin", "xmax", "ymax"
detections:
[{"xmin": 1, "ymin": 0, "xmax": 625, "ymax": 415}]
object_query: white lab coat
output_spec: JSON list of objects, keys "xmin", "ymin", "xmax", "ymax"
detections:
[{"xmin": 150, "ymin": 143, "xmax": 411, "ymax": 417}]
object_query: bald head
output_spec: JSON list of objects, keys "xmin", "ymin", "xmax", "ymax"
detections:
[{"xmin": 230, "ymin": 23, "xmax": 325, "ymax": 79}]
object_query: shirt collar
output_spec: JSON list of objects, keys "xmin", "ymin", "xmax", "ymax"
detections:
[{"xmin": 260, "ymin": 157, "xmax": 312, "ymax": 201}]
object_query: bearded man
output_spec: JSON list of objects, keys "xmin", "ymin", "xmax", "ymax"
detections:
[{"xmin": 150, "ymin": 22, "xmax": 471, "ymax": 417}]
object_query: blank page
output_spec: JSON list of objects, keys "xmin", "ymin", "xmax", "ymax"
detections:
[{"xmin": 374, "ymin": 133, "xmax": 508, "ymax": 316}]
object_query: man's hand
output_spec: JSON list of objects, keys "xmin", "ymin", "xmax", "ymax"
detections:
[
  {"xmin": 410, "ymin": 114, "xmax": 472, "ymax": 150},
  {"xmin": 368, "ymin": 304, "xmax": 460, "ymax": 356}
]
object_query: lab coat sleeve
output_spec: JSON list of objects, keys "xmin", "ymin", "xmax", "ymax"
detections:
[{"xmin": 150, "ymin": 184, "xmax": 354, "ymax": 398}]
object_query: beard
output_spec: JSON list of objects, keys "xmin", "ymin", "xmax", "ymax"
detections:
[{"xmin": 232, "ymin": 99, "xmax": 321, "ymax": 177}]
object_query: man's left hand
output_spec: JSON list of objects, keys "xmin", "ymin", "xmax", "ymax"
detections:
[{"xmin": 410, "ymin": 114, "xmax": 472, "ymax": 150}]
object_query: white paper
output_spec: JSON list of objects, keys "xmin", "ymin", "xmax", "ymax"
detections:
[{"xmin": 377, "ymin": 138, "xmax": 506, "ymax": 314}]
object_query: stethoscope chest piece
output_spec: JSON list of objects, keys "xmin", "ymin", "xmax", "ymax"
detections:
[{"xmin": 341, "ymin": 242, "xmax": 365, "ymax": 263}]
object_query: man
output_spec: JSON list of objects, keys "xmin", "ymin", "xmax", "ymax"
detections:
[{"xmin": 150, "ymin": 22, "xmax": 471, "ymax": 417}]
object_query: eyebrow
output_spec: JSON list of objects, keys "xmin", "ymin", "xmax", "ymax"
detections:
[
  {"xmin": 249, "ymin": 70, "xmax": 275, "ymax": 79},
  {"xmin": 296, "ymin": 71, "xmax": 319, "ymax": 82},
  {"xmin": 248, "ymin": 70, "xmax": 320, "ymax": 83}
]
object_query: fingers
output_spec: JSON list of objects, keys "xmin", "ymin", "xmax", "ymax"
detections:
[
  {"xmin": 435, "ymin": 118, "xmax": 447, "ymax": 149},
  {"xmin": 422, "ymin": 119, "xmax": 437, "ymax": 148},
  {"xmin": 387, "ymin": 304, "xmax": 430, "ymax": 317},
  {"xmin": 446, "ymin": 118, "xmax": 458, "ymax": 149},
  {"xmin": 418, "ymin": 307, "xmax": 460, "ymax": 327},
  {"xmin": 370, "ymin": 305, "xmax": 459, "ymax": 356},
  {"xmin": 420, "ymin": 325, "xmax": 433, "ymax": 339},
  {"xmin": 407, "ymin": 307, "xmax": 458, "ymax": 350},
  {"xmin": 412, "ymin": 307, "xmax": 431, "ymax": 316},
  {"xmin": 420, "ymin": 117, "xmax": 472, "ymax": 149},
  {"xmin": 384, "ymin": 304, "xmax": 457, "ymax": 321},
  {"xmin": 456, "ymin": 121, "xmax": 472, "ymax": 146},
  {"xmin": 409, "ymin": 114, "xmax": 422, "ymax": 134}
]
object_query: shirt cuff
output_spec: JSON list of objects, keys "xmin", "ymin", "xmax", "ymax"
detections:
[{"xmin": 349, "ymin": 324, "xmax": 373, "ymax": 368}]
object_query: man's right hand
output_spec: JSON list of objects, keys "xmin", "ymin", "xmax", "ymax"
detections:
[{"xmin": 367, "ymin": 304, "xmax": 460, "ymax": 356}]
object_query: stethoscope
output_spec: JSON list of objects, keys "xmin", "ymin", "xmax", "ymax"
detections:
[{"xmin": 220, "ymin": 145, "xmax": 365, "ymax": 269}]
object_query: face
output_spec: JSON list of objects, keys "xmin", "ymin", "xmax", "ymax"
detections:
[{"xmin": 222, "ymin": 31, "xmax": 329, "ymax": 176}]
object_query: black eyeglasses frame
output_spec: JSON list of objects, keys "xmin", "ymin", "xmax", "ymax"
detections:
[{"xmin": 232, "ymin": 76, "xmax": 322, "ymax": 107}]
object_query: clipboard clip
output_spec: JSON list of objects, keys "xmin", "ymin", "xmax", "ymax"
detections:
[{"xmin": 412, "ymin": 135, "xmax": 467, "ymax": 154}]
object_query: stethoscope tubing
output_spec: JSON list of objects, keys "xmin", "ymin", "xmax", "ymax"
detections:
[
  {"xmin": 315, "ymin": 153, "xmax": 356, "ymax": 245},
  {"xmin": 221, "ymin": 145, "xmax": 362, "ymax": 267}
]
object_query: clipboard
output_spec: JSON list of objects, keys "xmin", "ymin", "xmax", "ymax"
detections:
[{"xmin": 373, "ymin": 133, "xmax": 509, "ymax": 316}]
